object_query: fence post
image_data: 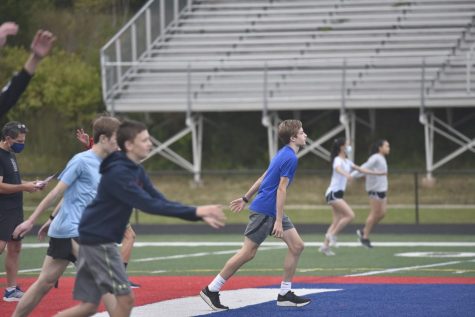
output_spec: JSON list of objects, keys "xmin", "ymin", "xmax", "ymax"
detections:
[{"xmin": 414, "ymin": 171, "xmax": 420, "ymax": 225}]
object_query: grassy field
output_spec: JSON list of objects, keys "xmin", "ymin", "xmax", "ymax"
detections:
[
  {"xmin": 21, "ymin": 173, "xmax": 475, "ymax": 225},
  {"xmin": 4, "ymin": 234, "xmax": 475, "ymax": 280}
]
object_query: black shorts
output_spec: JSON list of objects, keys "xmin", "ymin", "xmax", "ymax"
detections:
[
  {"xmin": 368, "ymin": 191, "xmax": 387, "ymax": 200},
  {"xmin": 47, "ymin": 237, "xmax": 78, "ymax": 263},
  {"xmin": 0, "ymin": 209, "xmax": 23, "ymax": 241},
  {"xmin": 325, "ymin": 190, "xmax": 344, "ymax": 204}
]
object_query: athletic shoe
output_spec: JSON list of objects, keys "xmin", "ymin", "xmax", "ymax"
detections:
[
  {"xmin": 3, "ymin": 286, "xmax": 24, "ymax": 302},
  {"xmin": 357, "ymin": 229, "xmax": 373, "ymax": 248},
  {"xmin": 200, "ymin": 286, "xmax": 229, "ymax": 311},
  {"xmin": 277, "ymin": 291, "xmax": 311, "ymax": 307},
  {"xmin": 129, "ymin": 280, "xmax": 141, "ymax": 288},
  {"xmin": 325, "ymin": 233, "xmax": 338, "ymax": 247},
  {"xmin": 319, "ymin": 245, "xmax": 335, "ymax": 256}
]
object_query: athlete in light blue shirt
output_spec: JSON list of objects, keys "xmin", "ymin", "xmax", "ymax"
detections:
[
  {"xmin": 48, "ymin": 150, "xmax": 102, "ymax": 238},
  {"xmin": 11, "ymin": 116, "xmax": 120, "ymax": 317}
]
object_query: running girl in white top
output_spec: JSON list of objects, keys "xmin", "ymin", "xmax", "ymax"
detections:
[
  {"xmin": 319, "ymin": 137, "xmax": 386, "ymax": 256},
  {"xmin": 351, "ymin": 139, "xmax": 390, "ymax": 248}
]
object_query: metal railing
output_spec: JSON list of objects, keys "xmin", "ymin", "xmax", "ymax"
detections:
[{"xmin": 100, "ymin": 0, "xmax": 192, "ymax": 108}]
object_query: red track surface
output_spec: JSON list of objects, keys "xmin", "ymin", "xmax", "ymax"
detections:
[{"xmin": 2, "ymin": 276, "xmax": 474, "ymax": 316}]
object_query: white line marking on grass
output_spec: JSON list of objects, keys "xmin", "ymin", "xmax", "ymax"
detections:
[
  {"xmin": 93, "ymin": 288, "xmax": 341, "ymax": 317},
  {"xmin": 133, "ymin": 246, "xmax": 284, "ymax": 263},
  {"xmin": 346, "ymin": 259, "xmax": 475, "ymax": 277},
  {"xmin": 19, "ymin": 241, "xmax": 475, "ymax": 249}
]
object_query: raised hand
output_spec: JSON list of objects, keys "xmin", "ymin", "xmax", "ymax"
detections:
[
  {"xmin": 0, "ymin": 22, "xmax": 19, "ymax": 47},
  {"xmin": 76, "ymin": 128, "xmax": 90, "ymax": 147},
  {"xmin": 30, "ymin": 30, "xmax": 56, "ymax": 59}
]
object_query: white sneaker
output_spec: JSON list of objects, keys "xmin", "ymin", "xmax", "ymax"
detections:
[
  {"xmin": 319, "ymin": 245, "xmax": 335, "ymax": 256},
  {"xmin": 326, "ymin": 234, "xmax": 338, "ymax": 247},
  {"xmin": 3, "ymin": 286, "xmax": 24, "ymax": 302}
]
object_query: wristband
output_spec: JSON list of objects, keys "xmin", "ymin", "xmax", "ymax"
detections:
[
  {"xmin": 242, "ymin": 196, "xmax": 249, "ymax": 203},
  {"xmin": 49, "ymin": 214, "xmax": 55, "ymax": 220}
]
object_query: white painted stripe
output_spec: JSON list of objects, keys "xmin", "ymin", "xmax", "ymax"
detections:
[
  {"xmin": 134, "ymin": 246, "xmax": 283, "ymax": 263},
  {"xmin": 346, "ymin": 259, "xmax": 475, "ymax": 277},
  {"xmin": 93, "ymin": 288, "xmax": 341, "ymax": 317},
  {"xmin": 130, "ymin": 241, "xmax": 475, "ymax": 247},
  {"xmin": 19, "ymin": 241, "xmax": 475, "ymax": 250}
]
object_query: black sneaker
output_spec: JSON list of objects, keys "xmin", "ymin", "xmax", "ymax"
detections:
[
  {"xmin": 129, "ymin": 280, "xmax": 141, "ymax": 288},
  {"xmin": 357, "ymin": 229, "xmax": 373, "ymax": 248},
  {"xmin": 360, "ymin": 238, "xmax": 373, "ymax": 248},
  {"xmin": 277, "ymin": 291, "xmax": 311, "ymax": 307},
  {"xmin": 200, "ymin": 287, "xmax": 229, "ymax": 311}
]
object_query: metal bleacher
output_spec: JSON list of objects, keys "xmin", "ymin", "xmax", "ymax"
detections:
[{"xmin": 101, "ymin": 0, "xmax": 475, "ymax": 180}]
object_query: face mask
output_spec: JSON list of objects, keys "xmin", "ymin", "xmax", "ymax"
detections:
[
  {"xmin": 11, "ymin": 142, "xmax": 25, "ymax": 153},
  {"xmin": 344, "ymin": 145, "xmax": 352, "ymax": 155}
]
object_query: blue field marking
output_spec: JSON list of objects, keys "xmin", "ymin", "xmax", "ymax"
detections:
[{"xmin": 199, "ymin": 283, "xmax": 475, "ymax": 317}]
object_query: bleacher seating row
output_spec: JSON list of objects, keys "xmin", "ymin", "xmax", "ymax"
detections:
[{"xmin": 102, "ymin": 0, "xmax": 475, "ymax": 113}]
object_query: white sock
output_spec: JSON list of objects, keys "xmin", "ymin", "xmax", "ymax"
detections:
[
  {"xmin": 208, "ymin": 274, "xmax": 226, "ymax": 292},
  {"xmin": 279, "ymin": 281, "xmax": 292, "ymax": 296},
  {"xmin": 6, "ymin": 286, "xmax": 16, "ymax": 291}
]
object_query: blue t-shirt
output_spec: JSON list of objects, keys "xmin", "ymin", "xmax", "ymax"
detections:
[
  {"xmin": 249, "ymin": 145, "xmax": 298, "ymax": 217},
  {"xmin": 48, "ymin": 150, "xmax": 102, "ymax": 238}
]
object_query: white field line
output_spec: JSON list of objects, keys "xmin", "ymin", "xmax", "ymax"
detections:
[
  {"xmin": 19, "ymin": 241, "xmax": 475, "ymax": 249},
  {"xmin": 5, "ymin": 241, "xmax": 475, "ymax": 276},
  {"xmin": 134, "ymin": 246, "xmax": 284, "ymax": 263},
  {"xmin": 346, "ymin": 259, "xmax": 475, "ymax": 277}
]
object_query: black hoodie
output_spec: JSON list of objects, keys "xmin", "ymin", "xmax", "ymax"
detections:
[{"xmin": 78, "ymin": 151, "xmax": 200, "ymax": 245}]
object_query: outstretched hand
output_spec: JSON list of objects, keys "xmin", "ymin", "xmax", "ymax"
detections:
[
  {"xmin": 30, "ymin": 30, "xmax": 56, "ymax": 59},
  {"xmin": 196, "ymin": 205, "xmax": 226, "ymax": 229},
  {"xmin": 229, "ymin": 197, "xmax": 246, "ymax": 213},
  {"xmin": 0, "ymin": 22, "xmax": 18, "ymax": 48}
]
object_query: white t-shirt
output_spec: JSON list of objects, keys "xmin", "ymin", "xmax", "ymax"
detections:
[
  {"xmin": 351, "ymin": 153, "xmax": 388, "ymax": 192},
  {"xmin": 325, "ymin": 156, "xmax": 353, "ymax": 195}
]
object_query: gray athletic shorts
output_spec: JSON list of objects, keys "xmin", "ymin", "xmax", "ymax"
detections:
[
  {"xmin": 244, "ymin": 211, "xmax": 295, "ymax": 245},
  {"xmin": 73, "ymin": 243, "xmax": 130, "ymax": 305}
]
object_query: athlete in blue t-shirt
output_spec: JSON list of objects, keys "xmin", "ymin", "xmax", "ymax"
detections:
[
  {"xmin": 200, "ymin": 119, "xmax": 311, "ymax": 311},
  {"xmin": 11, "ymin": 116, "xmax": 120, "ymax": 317}
]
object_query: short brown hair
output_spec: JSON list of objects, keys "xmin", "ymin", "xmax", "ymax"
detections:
[
  {"xmin": 117, "ymin": 119, "xmax": 147, "ymax": 152},
  {"xmin": 92, "ymin": 115, "xmax": 121, "ymax": 143},
  {"xmin": 278, "ymin": 119, "xmax": 302, "ymax": 144}
]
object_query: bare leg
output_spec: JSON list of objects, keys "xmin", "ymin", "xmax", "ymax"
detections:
[
  {"xmin": 121, "ymin": 225, "xmax": 135, "ymax": 264},
  {"xmin": 328, "ymin": 200, "xmax": 355, "ymax": 236},
  {"xmin": 363, "ymin": 198, "xmax": 387, "ymax": 239},
  {"xmin": 322, "ymin": 200, "xmax": 354, "ymax": 248},
  {"xmin": 13, "ymin": 256, "xmax": 69, "ymax": 317},
  {"xmin": 281, "ymin": 228, "xmax": 305, "ymax": 282},
  {"xmin": 219, "ymin": 237, "xmax": 259, "ymax": 280},
  {"xmin": 53, "ymin": 302, "xmax": 98, "ymax": 317},
  {"xmin": 5, "ymin": 240, "xmax": 22, "ymax": 287}
]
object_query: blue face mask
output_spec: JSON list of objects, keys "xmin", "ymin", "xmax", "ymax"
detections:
[
  {"xmin": 344, "ymin": 145, "xmax": 353, "ymax": 155},
  {"xmin": 11, "ymin": 142, "xmax": 25, "ymax": 153}
]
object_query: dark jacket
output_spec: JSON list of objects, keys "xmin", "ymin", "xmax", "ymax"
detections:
[
  {"xmin": 79, "ymin": 151, "xmax": 200, "ymax": 245},
  {"xmin": 0, "ymin": 69, "xmax": 32, "ymax": 118}
]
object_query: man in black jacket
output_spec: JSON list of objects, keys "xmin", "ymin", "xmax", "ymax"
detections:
[
  {"xmin": 0, "ymin": 22, "xmax": 55, "ymax": 118},
  {"xmin": 55, "ymin": 120, "xmax": 226, "ymax": 317}
]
